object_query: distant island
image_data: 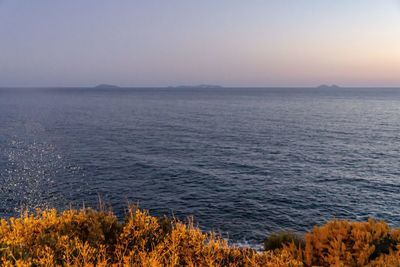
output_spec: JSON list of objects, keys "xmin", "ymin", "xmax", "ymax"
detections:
[
  {"xmin": 169, "ymin": 84, "xmax": 223, "ymax": 89},
  {"xmin": 94, "ymin": 84, "xmax": 120, "ymax": 89},
  {"xmin": 317, "ymin": 84, "xmax": 340, "ymax": 89}
]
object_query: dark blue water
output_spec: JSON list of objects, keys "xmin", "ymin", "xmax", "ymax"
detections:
[{"xmin": 1, "ymin": 87, "xmax": 400, "ymax": 246}]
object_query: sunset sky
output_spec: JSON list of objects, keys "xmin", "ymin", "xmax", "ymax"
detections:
[{"xmin": 1, "ymin": 0, "xmax": 400, "ymax": 87}]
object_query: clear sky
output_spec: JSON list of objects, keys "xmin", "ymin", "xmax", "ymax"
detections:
[{"xmin": 1, "ymin": 0, "xmax": 400, "ymax": 87}]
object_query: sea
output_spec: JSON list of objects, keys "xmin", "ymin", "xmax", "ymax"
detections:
[{"xmin": 1, "ymin": 87, "xmax": 400, "ymax": 247}]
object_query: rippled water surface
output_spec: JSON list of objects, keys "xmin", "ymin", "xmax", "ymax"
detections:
[{"xmin": 1, "ymin": 87, "xmax": 400, "ymax": 246}]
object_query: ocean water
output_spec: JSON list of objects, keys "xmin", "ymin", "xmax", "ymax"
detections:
[{"xmin": 1, "ymin": 87, "xmax": 400, "ymax": 246}]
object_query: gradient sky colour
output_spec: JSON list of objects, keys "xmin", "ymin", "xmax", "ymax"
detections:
[{"xmin": 1, "ymin": 0, "xmax": 400, "ymax": 87}]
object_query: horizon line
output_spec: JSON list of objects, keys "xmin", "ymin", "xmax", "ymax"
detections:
[{"xmin": 2, "ymin": 85, "xmax": 400, "ymax": 89}]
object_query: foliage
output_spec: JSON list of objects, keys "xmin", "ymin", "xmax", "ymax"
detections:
[
  {"xmin": 300, "ymin": 218, "xmax": 400, "ymax": 266},
  {"xmin": 264, "ymin": 231, "xmax": 303, "ymax": 251},
  {"xmin": 1, "ymin": 207, "xmax": 400, "ymax": 266},
  {"xmin": 0, "ymin": 207, "xmax": 301, "ymax": 266}
]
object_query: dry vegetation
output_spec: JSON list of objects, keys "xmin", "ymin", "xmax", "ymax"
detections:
[{"xmin": 0, "ymin": 207, "xmax": 399, "ymax": 266}]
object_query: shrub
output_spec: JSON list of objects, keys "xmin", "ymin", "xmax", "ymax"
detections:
[
  {"xmin": 0, "ymin": 208, "xmax": 302, "ymax": 266},
  {"xmin": 302, "ymin": 218, "xmax": 400, "ymax": 266},
  {"xmin": 264, "ymin": 231, "xmax": 303, "ymax": 251},
  {"xmin": 1, "ymin": 207, "xmax": 399, "ymax": 266}
]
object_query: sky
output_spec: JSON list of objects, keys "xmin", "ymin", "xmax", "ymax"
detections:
[{"xmin": 0, "ymin": 0, "xmax": 400, "ymax": 87}]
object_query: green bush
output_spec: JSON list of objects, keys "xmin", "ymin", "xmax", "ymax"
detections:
[{"xmin": 264, "ymin": 231, "xmax": 303, "ymax": 251}]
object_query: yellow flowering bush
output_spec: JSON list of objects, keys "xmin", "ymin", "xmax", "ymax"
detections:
[
  {"xmin": 0, "ymin": 207, "xmax": 302, "ymax": 266},
  {"xmin": 300, "ymin": 218, "xmax": 400, "ymax": 266},
  {"xmin": 0, "ymin": 207, "xmax": 399, "ymax": 266}
]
